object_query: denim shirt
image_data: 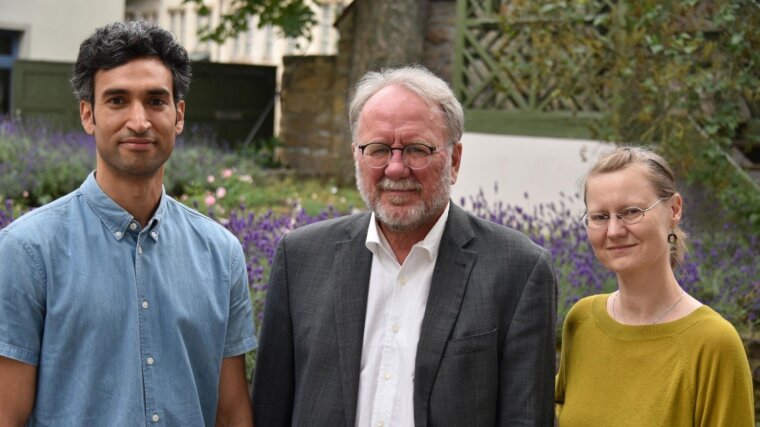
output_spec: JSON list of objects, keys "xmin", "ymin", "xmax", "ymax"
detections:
[{"xmin": 0, "ymin": 172, "xmax": 257, "ymax": 426}]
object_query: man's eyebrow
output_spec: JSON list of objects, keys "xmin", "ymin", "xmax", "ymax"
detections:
[
  {"xmin": 147, "ymin": 88, "xmax": 171, "ymax": 96},
  {"xmin": 100, "ymin": 88, "xmax": 128, "ymax": 97},
  {"xmin": 100, "ymin": 88, "xmax": 171, "ymax": 97}
]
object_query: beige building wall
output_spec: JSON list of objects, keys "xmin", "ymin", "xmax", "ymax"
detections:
[
  {"xmin": 0, "ymin": 0, "xmax": 124, "ymax": 61},
  {"xmin": 125, "ymin": 0, "xmax": 347, "ymax": 135},
  {"xmin": 125, "ymin": 0, "xmax": 346, "ymax": 68}
]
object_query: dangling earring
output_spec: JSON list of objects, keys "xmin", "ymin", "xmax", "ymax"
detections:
[{"xmin": 668, "ymin": 230, "xmax": 677, "ymax": 245}]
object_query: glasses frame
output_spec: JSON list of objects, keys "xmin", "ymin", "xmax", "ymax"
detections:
[
  {"xmin": 580, "ymin": 196, "xmax": 671, "ymax": 229},
  {"xmin": 356, "ymin": 142, "xmax": 440, "ymax": 170}
]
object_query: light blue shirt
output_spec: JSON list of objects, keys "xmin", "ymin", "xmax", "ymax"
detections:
[{"xmin": 0, "ymin": 172, "xmax": 257, "ymax": 426}]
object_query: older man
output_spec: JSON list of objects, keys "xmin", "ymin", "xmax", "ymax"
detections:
[{"xmin": 252, "ymin": 65, "xmax": 556, "ymax": 426}]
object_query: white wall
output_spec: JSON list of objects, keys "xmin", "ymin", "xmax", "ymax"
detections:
[
  {"xmin": 451, "ymin": 133, "xmax": 614, "ymax": 215},
  {"xmin": 0, "ymin": 0, "xmax": 124, "ymax": 61}
]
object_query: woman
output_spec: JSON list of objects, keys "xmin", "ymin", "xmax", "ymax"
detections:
[{"xmin": 555, "ymin": 147, "xmax": 754, "ymax": 425}]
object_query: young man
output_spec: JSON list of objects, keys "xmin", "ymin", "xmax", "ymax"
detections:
[
  {"xmin": 252, "ymin": 66, "xmax": 557, "ymax": 425},
  {"xmin": 0, "ymin": 21, "xmax": 256, "ymax": 425}
]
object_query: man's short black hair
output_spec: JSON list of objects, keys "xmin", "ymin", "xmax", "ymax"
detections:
[{"xmin": 71, "ymin": 20, "xmax": 191, "ymax": 104}]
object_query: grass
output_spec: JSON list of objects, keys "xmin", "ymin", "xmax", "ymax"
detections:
[{"xmin": 178, "ymin": 168, "xmax": 364, "ymax": 217}]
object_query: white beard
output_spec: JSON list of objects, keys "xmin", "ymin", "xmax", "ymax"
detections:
[{"xmin": 356, "ymin": 159, "xmax": 451, "ymax": 232}]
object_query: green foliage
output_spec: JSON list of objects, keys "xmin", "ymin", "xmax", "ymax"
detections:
[
  {"xmin": 497, "ymin": 0, "xmax": 760, "ymax": 231},
  {"xmin": 237, "ymin": 136, "xmax": 283, "ymax": 169},
  {"xmin": 181, "ymin": 167, "xmax": 363, "ymax": 217},
  {"xmin": 183, "ymin": 0, "xmax": 317, "ymax": 43}
]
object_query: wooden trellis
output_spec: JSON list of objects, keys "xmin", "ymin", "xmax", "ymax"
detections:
[{"xmin": 454, "ymin": 0, "xmax": 611, "ymax": 137}]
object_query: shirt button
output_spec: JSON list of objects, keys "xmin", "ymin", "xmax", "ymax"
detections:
[
  {"xmin": 377, "ymin": 421, "xmax": 384, "ymax": 427},
  {"xmin": 384, "ymin": 371, "xmax": 391, "ymax": 380},
  {"xmin": 146, "ymin": 357, "xmax": 154, "ymax": 366},
  {"xmin": 392, "ymin": 324, "xmax": 400, "ymax": 333},
  {"xmin": 399, "ymin": 277, "xmax": 407, "ymax": 285},
  {"xmin": 142, "ymin": 300, "xmax": 149, "ymax": 309},
  {"xmin": 138, "ymin": 246, "xmax": 143, "ymax": 254},
  {"xmin": 150, "ymin": 231, "xmax": 158, "ymax": 239},
  {"xmin": 114, "ymin": 231, "xmax": 123, "ymax": 238},
  {"xmin": 151, "ymin": 414, "xmax": 159, "ymax": 422},
  {"xmin": 130, "ymin": 222, "xmax": 138, "ymax": 230}
]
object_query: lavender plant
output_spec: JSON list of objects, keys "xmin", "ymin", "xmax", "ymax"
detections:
[
  {"xmin": 0, "ymin": 119, "xmax": 96, "ymax": 206},
  {"xmin": 0, "ymin": 199, "xmax": 15, "ymax": 230},
  {"xmin": 460, "ymin": 189, "xmax": 759, "ymax": 335},
  {"xmin": 1, "ymin": 118, "xmax": 756, "ymax": 333}
]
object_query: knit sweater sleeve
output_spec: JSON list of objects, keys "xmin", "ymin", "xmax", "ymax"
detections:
[
  {"xmin": 554, "ymin": 296, "xmax": 595, "ymax": 416},
  {"xmin": 689, "ymin": 314, "xmax": 754, "ymax": 426}
]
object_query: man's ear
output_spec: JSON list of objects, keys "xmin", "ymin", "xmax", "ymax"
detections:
[
  {"xmin": 80, "ymin": 100, "xmax": 95, "ymax": 135},
  {"xmin": 449, "ymin": 142, "xmax": 463, "ymax": 185},
  {"xmin": 175, "ymin": 100, "xmax": 186, "ymax": 135}
]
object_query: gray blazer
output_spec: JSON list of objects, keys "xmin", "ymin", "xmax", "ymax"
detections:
[{"xmin": 251, "ymin": 203, "xmax": 557, "ymax": 426}]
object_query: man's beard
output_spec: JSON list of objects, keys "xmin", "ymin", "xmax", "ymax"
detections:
[{"xmin": 356, "ymin": 159, "xmax": 451, "ymax": 232}]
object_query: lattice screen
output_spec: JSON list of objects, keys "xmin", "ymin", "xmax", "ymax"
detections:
[{"xmin": 456, "ymin": 0, "xmax": 614, "ymax": 113}]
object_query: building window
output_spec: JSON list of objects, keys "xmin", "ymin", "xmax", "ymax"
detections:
[
  {"xmin": 0, "ymin": 30, "xmax": 20, "ymax": 115},
  {"xmin": 286, "ymin": 37, "xmax": 297, "ymax": 55},
  {"xmin": 179, "ymin": 9, "xmax": 186, "ymax": 45},
  {"xmin": 264, "ymin": 24, "xmax": 274, "ymax": 60},
  {"xmin": 320, "ymin": 4, "xmax": 332, "ymax": 54},
  {"xmin": 233, "ymin": 33, "xmax": 240, "ymax": 58},
  {"xmin": 169, "ymin": 9, "xmax": 186, "ymax": 44},
  {"xmin": 196, "ymin": 9, "xmax": 211, "ymax": 52},
  {"xmin": 245, "ymin": 17, "xmax": 256, "ymax": 58}
]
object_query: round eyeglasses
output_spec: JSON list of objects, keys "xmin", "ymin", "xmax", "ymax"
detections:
[
  {"xmin": 581, "ymin": 196, "xmax": 671, "ymax": 229},
  {"xmin": 356, "ymin": 143, "xmax": 440, "ymax": 170}
]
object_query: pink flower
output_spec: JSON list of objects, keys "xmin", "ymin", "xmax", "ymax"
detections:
[
  {"xmin": 222, "ymin": 168, "xmax": 233, "ymax": 178},
  {"xmin": 207, "ymin": 175, "xmax": 215, "ymax": 184},
  {"xmin": 22, "ymin": 191, "xmax": 29, "ymax": 198},
  {"xmin": 204, "ymin": 194, "xmax": 216, "ymax": 206},
  {"xmin": 216, "ymin": 187, "xmax": 227, "ymax": 199}
]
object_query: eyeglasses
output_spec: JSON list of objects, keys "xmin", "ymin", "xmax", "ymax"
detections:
[
  {"xmin": 356, "ymin": 143, "xmax": 440, "ymax": 170},
  {"xmin": 581, "ymin": 196, "xmax": 671, "ymax": 229}
]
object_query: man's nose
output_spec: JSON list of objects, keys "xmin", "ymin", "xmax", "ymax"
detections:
[
  {"xmin": 384, "ymin": 149, "xmax": 410, "ymax": 179},
  {"xmin": 126, "ymin": 103, "xmax": 151, "ymax": 134}
]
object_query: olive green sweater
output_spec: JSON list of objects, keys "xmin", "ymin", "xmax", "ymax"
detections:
[{"xmin": 555, "ymin": 294, "xmax": 754, "ymax": 426}]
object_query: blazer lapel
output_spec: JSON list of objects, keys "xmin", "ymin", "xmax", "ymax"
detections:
[
  {"xmin": 332, "ymin": 214, "xmax": 373, "ymax": 426},
  {"xmin": 413, "ymin": 204, "xmax": 477, "ymax": 426}
]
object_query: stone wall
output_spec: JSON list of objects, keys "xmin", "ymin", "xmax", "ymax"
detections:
[
  {"xmin": 424, "ymin": 0, "xmax": 457, "ymax": 83},
  {"xmin": 278, "ymin": 55, "xmax": 348, "ymax": 177}
]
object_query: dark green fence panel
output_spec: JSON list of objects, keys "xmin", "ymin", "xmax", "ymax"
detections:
[
  {"xmin": 184, "ymin": 62, "xmax": 276, "ymax": 146},
  {"xmin": 11, "ymin": 60, "xmax": 80, "ymax": 129},
  {"xmin": 11, "ymin": 60, "xmax": 276, "ymax": 145}
]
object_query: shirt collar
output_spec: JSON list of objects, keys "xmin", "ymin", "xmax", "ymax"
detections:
[
  {"xmin": 80, "ymin": 171, "xmax": 167, "ymax": 241},
  {"xmin": 365, "ymin": 202, "xmax": 450, "ymax": 262}
]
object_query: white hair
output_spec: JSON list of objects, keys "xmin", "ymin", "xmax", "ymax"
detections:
[{"xmin": 348, "ymin": 65, "xmax": 464, "ymax": 145}]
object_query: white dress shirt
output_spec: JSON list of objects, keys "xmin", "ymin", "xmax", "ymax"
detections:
[{"xmin": 355, "ymin": 204, "xmax": 450, "ymax": 427}]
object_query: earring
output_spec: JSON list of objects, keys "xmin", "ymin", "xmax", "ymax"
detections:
[{"xmin": 668, "ymin": 231, "xmax": 677, "ymax": 244}]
